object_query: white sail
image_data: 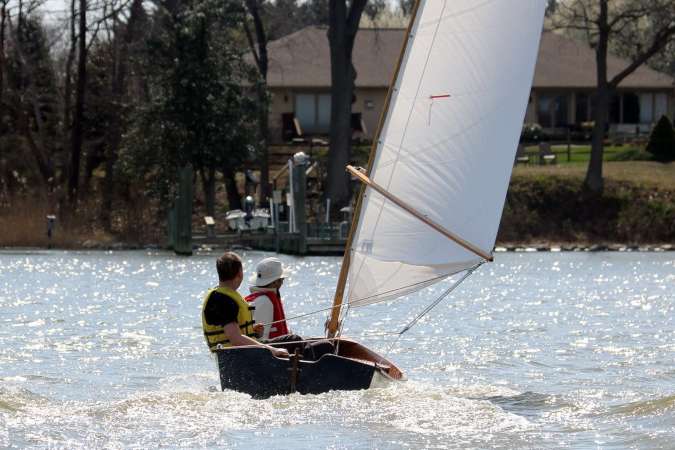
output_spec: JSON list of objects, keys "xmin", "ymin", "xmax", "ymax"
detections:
[{"xmin": 347, "ymin": 0, "xmax": 546, "ymax": 306}]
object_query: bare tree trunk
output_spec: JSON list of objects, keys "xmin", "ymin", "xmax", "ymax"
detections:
[
  {"xmin": 62, "ymin": 0, "xmax": 76, "ymax": 185},
  {"xmin": 244, "ymin": 0, "xmax": 270, "ymax": 205},
  {"xmin": 255, "ymin": 80, "xmax": 269, "ymax": 203},
  {"xmin": 7, "ymin": 5, "xmax": 55, "ymax": 188},
  {"xmin": 585, "ymin": 1, "xmax": 609, "ymax": 194},
  {"xmin": 102, "ymin": 0, "xmax": 142, "ymax": 231},
  {"xmin": 0, "ymin": 0, "xmax": 6, "ymax": 106},
  {"xmin": 18, "ymin": 107, "xmax": 54, "ymax": 185},
  {"xmin": 68, "ymin": 0, "xmax": 87, "ymax": 204},
  {"xmin": 325, "ymin": 0, "xmax": 367, "ymax": 209},
  {"xmin": 222, "ymin": 165, "xmax": 242, "ymax": 211},
  {"xmin": 554, "ymin": 0, "xmax": 675, "ymax": 194},
  {"xmin": 201, "ymin": 166, "xmax": 216, "ymax": 217},
  {"xmin": 0, "ymin": 1, "xmax": 4, "ymax": 199},
  {"xmin": 58, "ymin": 0, "xmax": 77, "ymax": 192}
]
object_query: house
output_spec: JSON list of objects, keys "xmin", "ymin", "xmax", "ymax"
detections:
[
  {"xmin": 530, "ymin": 32, "xmax": 674, "ymax": 135},
  {"xmin": 264, "ymin": 26, "xmax": 675, "ymax": 143}
]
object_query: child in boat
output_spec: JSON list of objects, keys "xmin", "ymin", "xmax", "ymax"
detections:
[
  {"xmin": 246, "ymin": 257, "xmax": 291, "ymax": 340},
  {"xmin": 246, "ymin": 257, "xmax": 335, "ymax": 360}
]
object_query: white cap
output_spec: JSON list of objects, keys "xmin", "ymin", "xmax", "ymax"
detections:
[{"xmin": 249, "ymin": 257, "xmax": 290, "ymax": 287}]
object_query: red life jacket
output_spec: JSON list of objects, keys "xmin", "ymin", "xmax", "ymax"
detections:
[{"xmin": 245, "ymin": 290, "xmax": 289, "ymax": 339}]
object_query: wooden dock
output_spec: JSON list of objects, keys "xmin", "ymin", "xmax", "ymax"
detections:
[{"xmin": 193, "ymin": 232, "xmax": 346, "ymax": 256}]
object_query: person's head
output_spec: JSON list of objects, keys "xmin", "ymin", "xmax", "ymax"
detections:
[
  {"xmin": 264, "ymin": 278, "xmax": 284, "ymax": 290},
  {"xmin": 216, "ymin": 252, "xmax": 243, "ymax": 288},
  {"xmin": 249, "ymin": 257, "xmax": 290, "ymax": 290}
]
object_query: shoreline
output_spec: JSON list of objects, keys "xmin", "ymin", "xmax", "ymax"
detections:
[{"xmin": 1, "ymin": 243, "xmax": 673, "ymax": 254}]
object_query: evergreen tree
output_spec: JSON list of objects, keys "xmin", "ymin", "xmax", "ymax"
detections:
[
  {"xmin": 121, "ymin": 0, "xmax": 256, "ymax": 206},
  {"xmin": 646, "ymin": 115, "xmax": 675, "ymax": 163}
]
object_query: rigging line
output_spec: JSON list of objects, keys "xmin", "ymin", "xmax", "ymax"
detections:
[
  {"xmin": 382, "ymin": 262, "xmax": 483, "ymax": 360},
  {"xmin": 380, "ymin": 0, "xmax": 448, "ymax": 189},
  {"xmin": 254, "ymin": 270, "xmax": 466, "ymax": 330},
  {"xmin": 210, "ymin": 333, "xmax": 403, "ymax": 351},
  {"xmin": 420, "ymin": 0, "xmax": 499, "ymax": 29},
  {"xmin": 344, "ymin": 270, "xmax": 456, "ymax": 306},
  {"xmin": 349, "ymin": 0, "xmax": 449, "ymax": 292},
  {"xmin": 215, "ymin": 332, "xmax": 408, "ymax": 352},
  {"xmin": 334, "ymin": 303, "xmax": 351, "ymax": 355},
  {"xmin": 375, "ymin": 111, "xmax": 485, "ymax": 168},
  {"xmin": 398, "ymin": 262, "xmax": 481, "ymax": 336}
]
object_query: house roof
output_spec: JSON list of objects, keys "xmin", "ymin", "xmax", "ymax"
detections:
[
  {"xmin": 536, "ymin": 32, "xmax": 674, "ymax": 89},
  {"xmin": 265, "ymin": 26, "xmax": 674, "ymax": 90}
]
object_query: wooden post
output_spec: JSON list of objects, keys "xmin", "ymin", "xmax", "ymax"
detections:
[
  {"xmin": 273, "ymin": 190, "xmax": 282, "ymax": 253},
  {"xmin": 174, "ymin": 164, "xmax": 193, "ymax": 256},
  {"xmin": 291, "ymin": 159, "xmax": 307, "ymax": 255},
  {"xmin": 205, "ymin": 216, "xmax": 215, "ymax": 238},
  {"xmin": 288, "ymin": 348, "xmax": 301, "ymax": 393},
  {"xmin": 167, "ymin": 206, "xmax": 176, "ymax": 250}
]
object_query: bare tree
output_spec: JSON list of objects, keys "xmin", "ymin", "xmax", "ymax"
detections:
[
  {"xmin": 0, "ymin": 0, "xmax": 7, "ymax": 105},
  {"xmin": 553, "ymin": 0, "xmax": 675, "ymax": 193},
  {"xmin": 62, "ymin": 0, "xmax": 76, "ymax": 171},
  {"xmin": 100, "ymin": 0, "xmax": 143, "ymax": 230},
  {"xmin": 5, "ymin": 0, "xmax": 58, "ymax": 188},
  {"xmin": 66, "ymin": 0, "xmax": 88, "ymax": 203},
  {"xmin": 243, "ymin": 0, "xmax": 270, "ymax": 204},
  {"xmin": 325, "ymin": 0, "xmax": 367, "ymax": 209}
]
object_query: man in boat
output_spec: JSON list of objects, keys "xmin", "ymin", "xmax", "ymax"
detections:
[
  {"xmin": 202, "ymin": 252, "xmax": 333, "ymax": 360},
  {"xmin": 245, "ymin": 257, "xmax": 291, "ymax": 340},
  {"xmin": 201, "ymin": 251, "xmax": 289, "ymax": 358}
]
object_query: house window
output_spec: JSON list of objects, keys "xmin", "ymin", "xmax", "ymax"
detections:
[
  {"xmin": 317, "ymin": 94, "xmax": 331, "ymax": 130},
  {"xmin": 538, "ymin": 94, "xmax": 568, "ymax": 128},
  {"xmin": 610, "ymin": 94, "xmax": 621, "ymax": 124},
  {"xmin": 607, "ymin": 92, "xmax": 666, "ymax": 125},
  {"xmin": 295, "ymin": 93, "xmax": 331, "ymax": 133},
  {"xmin": 655, "ymin": 93, "xmax": 668, "ymax": 120},
  {"xmin": 576, "ymin": 93, "xmax": 590, "ymax": 123},
  {"xmin": 622, "ymin": 93, "xmax": 640, "ymax": 124},
  {"xmin": 640, "ymin": 93, "xmax": 654, "ymax": 124}
]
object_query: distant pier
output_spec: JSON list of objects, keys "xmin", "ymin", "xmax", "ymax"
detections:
[{"xmin": 193, "ymin": 232, "xmax": 346, "ymax": 256}]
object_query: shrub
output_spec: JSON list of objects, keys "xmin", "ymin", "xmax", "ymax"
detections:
[
  {"xmin": 521, "ymin": 123, "xmax": 543, "ymax": 142},
  {"xmin": 646, "ymin": 115, "xmax": 675, "ymax": 162}
]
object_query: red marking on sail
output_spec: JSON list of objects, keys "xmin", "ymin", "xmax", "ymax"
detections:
[{"xmin": 430, "ymin": 94, "xmax": 451, "ymax": 99}]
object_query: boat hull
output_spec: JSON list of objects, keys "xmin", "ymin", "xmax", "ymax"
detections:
[{"xmin": 215, "ymin": 338, "xmax": 403, "ymax": 398}]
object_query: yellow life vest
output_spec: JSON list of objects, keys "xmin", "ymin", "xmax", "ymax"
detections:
[{"xmin": 201, "ymin": 286, "xmax": 256, "ymax": 352}]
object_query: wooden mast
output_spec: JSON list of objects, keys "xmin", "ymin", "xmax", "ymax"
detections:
[{"xmin": 326, "ymin": 0, "xmax": 423, "ymax": 338}]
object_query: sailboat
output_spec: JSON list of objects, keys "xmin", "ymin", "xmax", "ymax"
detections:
[{"xmin": 215, "ymin": 0, "xmax": 546, "ymax": 398}]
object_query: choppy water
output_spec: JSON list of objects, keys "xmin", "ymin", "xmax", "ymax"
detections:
[{"xmin": 1, "ymin": 250, "xmax": 674, "ymax": 449}]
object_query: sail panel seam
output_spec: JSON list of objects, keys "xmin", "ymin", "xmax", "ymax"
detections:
[{"xmin": 348, "ymin": 0, "xmax": 450, "ymax": 298}]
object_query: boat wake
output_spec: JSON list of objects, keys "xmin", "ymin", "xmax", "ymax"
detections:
[
  {"xmin": 607, "ymin": 395, "xmax": 675, "ymax": 417},
  {"xmin": 485, "ymin": 391, "xmax": 579, "ymax": 418},
  {"xmin": 8, "ymin": 370, "xmax": 660, "ymax": 449},
  {"xmin": 1, "ymin": 374, "xmax": 541, "ymax": 448}
]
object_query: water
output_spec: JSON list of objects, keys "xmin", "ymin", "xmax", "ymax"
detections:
[{"xmin": 1, "ymin": 250, "xmax": 674, "ymax": 449}]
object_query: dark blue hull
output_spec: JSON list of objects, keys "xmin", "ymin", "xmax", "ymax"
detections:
[{"xmin": 215, "ymin": 338, "xmax": 404, "ymax": 398}]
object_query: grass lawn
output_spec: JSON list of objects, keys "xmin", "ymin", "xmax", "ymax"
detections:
[
  {"xmin": 520, "ymin": 144, "xmax": 645, "ymax": 164},
  {"xmin": 512, "ymin": 161, "xmax": 675, "ymax": 190}
]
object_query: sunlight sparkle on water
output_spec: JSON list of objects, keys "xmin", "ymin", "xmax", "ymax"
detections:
[{"xmin": 0, "ymin": 250, "xmax": 674, "ymax": 449}]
